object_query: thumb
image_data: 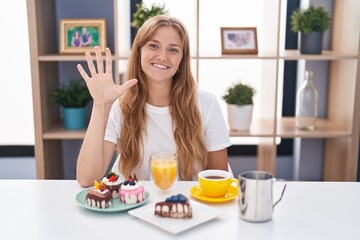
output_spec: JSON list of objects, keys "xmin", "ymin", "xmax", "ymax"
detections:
[{"xmin": 117, "ymin": 78, "xmax": 138, "ymax": 95}]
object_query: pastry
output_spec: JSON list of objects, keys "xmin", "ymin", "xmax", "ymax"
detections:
[
  {"xmin": 154, "ymin": 194, "xmax": 192, "ymax": 219},
  {"xmin": 85, "ymin": 180, "xmax": 112, "ymax": 209},
  {"xmin": 102, "ymin": 171, "xmax": 122, "ymax": 198},
  {"xmin": 120, "ymin": 174, "xmax": 146, "ymax": 204}
]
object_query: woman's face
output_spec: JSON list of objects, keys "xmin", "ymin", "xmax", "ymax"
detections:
[{"xmin": 140, "ymin": 26, "xmax": 183, "ymax": 85}]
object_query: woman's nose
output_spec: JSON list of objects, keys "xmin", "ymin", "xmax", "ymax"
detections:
[{"xmin": 157, "ymin": 50, "xmax": 167, "ymax": 62}]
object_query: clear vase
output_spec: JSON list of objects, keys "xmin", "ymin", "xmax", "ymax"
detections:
[{"xmin": 296, "ymin": 69, "xmax": 318, "ymax": 130}]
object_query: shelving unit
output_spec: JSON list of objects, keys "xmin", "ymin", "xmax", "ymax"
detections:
[{"xmin": 27, "ymin": 0, "xmax": 360, "ymax": 180}]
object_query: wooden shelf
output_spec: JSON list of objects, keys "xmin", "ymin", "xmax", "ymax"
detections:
[
  {"xmin": 276, "ymin": 117, "xmax": 350, "ymax": 138},
  {"xmin": 43, "ymin": 118, "xmax": 350, "ymax": 140},
  {"xmin": 38, "ymin": 54, "xmax": 117, "ymax": 62},
  {"xmin": 43, "ymin": 122, "xmax": 86, "ymax": 139},
  {"xmin": 194, "ymin": 50, "xmax": 358, "ymax": 60},
  {"xmin": 229, "ymin": 119, "xmax": 274, "ymax": 137},
  {"xmin": 198, "ymin": 51, "xmax": 277, "ymax": 59},
  {"xmin": 280, "ymin": 50, "xmax": 358, "ymax": 60}
]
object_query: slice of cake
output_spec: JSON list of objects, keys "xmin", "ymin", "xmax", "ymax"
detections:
[
  {"xmin": 102, "ymin": 171, "xmax": 122, "ymax": 198},
  {"xmin": 85, "ymin": 180, "xmax": 112, "ymax": 209},
  {"xmin": 120, "ymin": 174, "xmax": 146, "ymax": 204},
  {"xmin": 154, "ymin": 194, "xmax": 192, "ymax": 219}
]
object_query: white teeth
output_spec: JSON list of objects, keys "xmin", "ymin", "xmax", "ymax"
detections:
[{"xmin": 152, "ymin": 63, "xmax": 168, "ymax": 69}]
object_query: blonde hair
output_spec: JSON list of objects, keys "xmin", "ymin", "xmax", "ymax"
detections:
[{"xmin": 119, "ymin": 15, "xmax": 207, "ymax": 180}]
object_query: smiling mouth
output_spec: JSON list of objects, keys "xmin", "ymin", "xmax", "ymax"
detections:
[{"xmin": 152, "ymin": 63, "xmax": 169, "ymax": 69}]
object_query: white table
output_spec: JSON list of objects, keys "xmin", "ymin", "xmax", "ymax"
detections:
[{"xmin": 1, "ymin": 180, "xmax": 360, "ymax": 240}]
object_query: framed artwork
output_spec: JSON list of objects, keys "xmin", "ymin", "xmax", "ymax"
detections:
[
  {"xmin": 221, "ymin": 27, "xmax": 258, "ymax": 54},
  {"xmin": 60, "ymin": 18, "xmax": 107, "ymax": 54}
]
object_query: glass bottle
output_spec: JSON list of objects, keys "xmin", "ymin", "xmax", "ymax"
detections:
[{"xmin": 296, "ymin": 69, "xmax": 318, "ymax": 130}]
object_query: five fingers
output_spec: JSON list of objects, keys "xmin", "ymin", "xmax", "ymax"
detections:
[
  {"xmin": 78, "ymin": 46, "xmax": 111, "ymax": 80},
  {"xmin": 77, "ymin": 47, "xmax": 137, "ymax": 95}
]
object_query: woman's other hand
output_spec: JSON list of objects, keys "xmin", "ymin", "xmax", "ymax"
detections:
[{"xmin": 77, "ymin": 46, "xmax": 137, "ymax": 105}]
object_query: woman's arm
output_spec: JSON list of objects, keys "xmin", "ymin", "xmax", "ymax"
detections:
[
  {"xmin": 76, "ymin": 103, "xmax": 116, "ymax": 187},
  {"xmin": 76, "ymin": 46, "xmax": 137, "ymax": 187},
  {"xmin": 206, "ymin": 148, "xmax": 229, "ymax": 171}
]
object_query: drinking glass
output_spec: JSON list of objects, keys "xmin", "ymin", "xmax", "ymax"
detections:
[{"xmin": 149, "ymin": 151, "xmax": 178, "ymax": 193}]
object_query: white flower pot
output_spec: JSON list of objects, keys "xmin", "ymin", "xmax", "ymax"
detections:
[{"xmin": 227, "ymin": 104, "xmax": 253, "ymax": 131}]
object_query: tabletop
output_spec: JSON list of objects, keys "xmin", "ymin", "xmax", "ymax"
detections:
[{"xmin": 0, "ymin": 180, "xmax": 360, "ymax": 240}]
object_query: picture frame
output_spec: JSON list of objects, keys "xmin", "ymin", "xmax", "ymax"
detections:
[
  {"xmin": 221, "ymin": 27, "xmax": 258, "ymax": 54},
  {"xmin": 60, "ymin": 18, "xmax": 107, "ymax": 54}
]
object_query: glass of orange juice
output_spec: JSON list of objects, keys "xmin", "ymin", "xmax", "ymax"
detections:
[{"xmin": 149, "ymin": 151, "xmax": 178, "ymax": 193}]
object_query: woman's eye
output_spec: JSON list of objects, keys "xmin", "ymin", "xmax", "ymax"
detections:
[
  {"xmin": 168, "ymin": 47, "xmax": 180, "ymax": 53},
  {"xmin": 149, "ymin": 43, "xmax": 158, "ymax": 49}
]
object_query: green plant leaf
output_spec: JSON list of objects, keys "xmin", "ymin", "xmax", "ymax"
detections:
[
  {"xmin": 222, "ymin": 83, "xmax": 256, "ymax": 106},
  {"xmin": 290, "ymin": 5, "xmax": 330, "ymax": 34},
  {"xmin": 51, "ymin": 79, "xmax": 91, "ymax": 108},
  {"xmin": 131, "ymin": 3, "xmax": 168, "ymax": 29}
]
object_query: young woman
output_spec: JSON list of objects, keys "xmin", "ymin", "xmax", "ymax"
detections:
[{"xmin": 76, "ymin": 15, "xmax": 231, "ymax": 187}]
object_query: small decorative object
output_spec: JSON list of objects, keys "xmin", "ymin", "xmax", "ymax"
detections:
[
  {"xmin": 221, "ymin": 27, "xmax": 258, "ymax": 54},
  {"xmin": 223, "ymin": 82, "xmax": 256, "ymax": 131},
  {"xmin": 131, "ymin": 3, "xmax": 168, "ymax": 29},
  {"xmin": 291, "ymin": 5, "xmax": 331, "ymax": 54},
  {"xmin": 52, "ymin": 79, "xmax": 91, "ymax": 130},
  {"xmin": 296, "ymin": 69, "xmax": 318, "ymax": 130},
  {"xmin": 60, "ymin": 18, "xmax": 107, "ymax": 54}
]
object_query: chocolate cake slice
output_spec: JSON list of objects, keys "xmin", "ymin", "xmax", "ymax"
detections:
[
  {"xmin": 154, "ymin": 194, "xmax": 192, "ymax": 219},
  {"xmin": 85, "ymin": 181, "xmax": 112, "ymax": 209}
]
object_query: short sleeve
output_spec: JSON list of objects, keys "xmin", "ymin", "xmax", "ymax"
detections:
[
  {"xmin": 199, "ymin": 91, "xmax": 231, "ymax": 151},
  {"xmin": 104, "ymin": 100, "xmax": 121, "ymax": 144}
]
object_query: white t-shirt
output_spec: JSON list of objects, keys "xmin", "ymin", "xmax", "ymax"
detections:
[{"xmin": 104, "ymin": 89, "xmax": 231, "ymax": 180}]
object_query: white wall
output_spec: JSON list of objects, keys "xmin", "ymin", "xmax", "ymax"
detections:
[{"xmin": 0, "ymin": 1, "xmax": 34, "ymax": 145}]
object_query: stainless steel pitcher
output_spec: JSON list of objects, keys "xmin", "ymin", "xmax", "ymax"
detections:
[{"xmin": 238, "ymin": 171, "xmax": 286, "ymax": 222}]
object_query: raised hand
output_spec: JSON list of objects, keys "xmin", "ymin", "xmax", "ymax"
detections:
[{"xmin": 77, "ymin": 46, "xmax": 137, "ymax": 105}]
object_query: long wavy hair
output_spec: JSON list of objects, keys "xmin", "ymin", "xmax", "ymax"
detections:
[{"xmin": 118, "ymin": 15, "xmax": 208, "ymax": 180}]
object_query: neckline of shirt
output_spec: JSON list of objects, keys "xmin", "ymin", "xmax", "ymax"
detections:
[{"xmin": 145, "ymin": 102, "xmax": 169, "ymax": 114}]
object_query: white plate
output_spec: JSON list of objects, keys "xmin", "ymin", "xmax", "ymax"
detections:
[{"xmin": 128, "ymin": 200, "xmax": 224, "ymax": 234}]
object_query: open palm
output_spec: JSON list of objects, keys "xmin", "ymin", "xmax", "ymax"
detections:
[{"xmin": 77, "ymin": 46, "xmax": 137, "ymax": 105}]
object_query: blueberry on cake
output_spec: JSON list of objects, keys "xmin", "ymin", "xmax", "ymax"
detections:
[
  {"xmin": 154, "ymin": 194, "xmax": 192, "ymax": 219},
  {"xmin": 85, "ymin": 180, "xmax": 112, "ymax": 209}
]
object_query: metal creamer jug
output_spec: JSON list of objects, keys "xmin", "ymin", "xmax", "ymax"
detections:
[{"xmin": 238, "ymin": 171, "xmax": 286, "ymax": 222}]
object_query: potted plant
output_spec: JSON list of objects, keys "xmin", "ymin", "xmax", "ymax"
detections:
[
  {"xmin": 223, "ymin": 82, "xmax": 256, "ymax": 131},
  {"xmin": 131, "ymin": 2, "xmax": 168, "ymax": 29},
  {"xmin": 130, "ymin": 3, "xmax": 167, "ymax": 45},
  {"xmin": 52, "ymin": 79, "xmax": 91, "ymax": 130},
  {"xmin": 291, "ymin": 5, "xmax": 331, "ymax": 54}
]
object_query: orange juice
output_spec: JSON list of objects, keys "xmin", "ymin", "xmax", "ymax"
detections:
[{"xmin": 151, "ymin": 158, "xmax": 177, "ymax": 190}]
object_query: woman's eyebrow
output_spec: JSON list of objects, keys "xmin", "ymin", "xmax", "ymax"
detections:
[{"xmin": 148, "ymin": 39, "xmax": 181, "ymax": 48}]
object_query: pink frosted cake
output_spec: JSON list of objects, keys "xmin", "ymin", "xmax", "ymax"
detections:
[
  {"xmin": 120, "ymin": 174, "xmax": 146, "ymax": 204},
  {"xmin": 85, "ymin": 181, "xmax": 112, "ymax": 209},
  {"xmin": 102, "ymin": 172, "xmax": 122, "ymax": 198}
]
